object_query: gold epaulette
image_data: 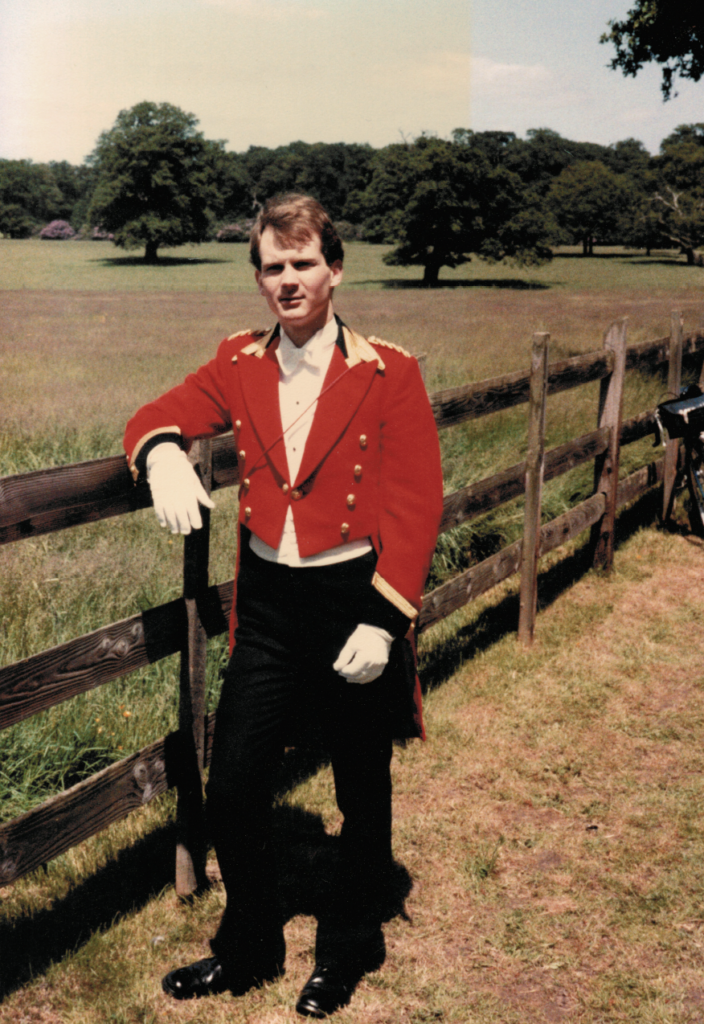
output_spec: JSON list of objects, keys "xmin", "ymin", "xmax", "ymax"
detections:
[
  {"xmin": 367, "ymin": 336, "xmax": 412, "ymax": 358},
  {"xmin": 227, "ymin": 328, "xmax": 268, "ymax": 341}
]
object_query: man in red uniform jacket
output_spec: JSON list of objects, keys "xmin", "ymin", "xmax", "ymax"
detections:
[{"xmin": 124, "ymin": 194, "xmax": 443, "ymax": 1018}]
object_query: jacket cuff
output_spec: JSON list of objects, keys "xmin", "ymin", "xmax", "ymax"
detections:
[
  {"xmin": 131, "ymin": 432, "xmax": 184, "ymax": 481},
  {"xmin": 366, "ymin": 576, "xmax": 414, "ymax": 638}
]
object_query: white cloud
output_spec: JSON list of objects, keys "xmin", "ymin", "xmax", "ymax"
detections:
[{"xmin": 471, "ymin": 55, "xmax": 553, "ymax": 97}]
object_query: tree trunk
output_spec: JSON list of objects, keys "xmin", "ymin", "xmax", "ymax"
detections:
[
  {"xmin": 422, "ymin": 261, "xmax": 441, "ymax": 286},
  {"xmin": 582, "ymin": 238, "xmax": 589, "ymax": 256},
  {"xmin": 144, "ymin": 240, "xmax": 159, "ymax": 263}
]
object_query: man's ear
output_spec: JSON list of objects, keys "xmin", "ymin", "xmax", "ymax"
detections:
[
  {"xmin": 254, "ymin": 270, "xmax": 263, "ymax": 294},
  {"xmin": 330, "ymin": 260, "xmax": 343, "ymax": 288}
]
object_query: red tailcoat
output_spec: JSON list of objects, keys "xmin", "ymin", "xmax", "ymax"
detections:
[{"xmin": 124, "ymin": 322, "xmax": 443, "ymax": 738}]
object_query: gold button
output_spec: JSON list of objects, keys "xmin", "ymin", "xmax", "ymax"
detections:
[
  {"xmin": 282, "ymin": 483, "xmax": 289, "ymax": 494},
  {"xmin": 354, "ymin": 464, "xmax": 362, "ymax": 480},
  {"xmin": 238, "ymin": 449, "xmax": 246, "ymax": 461},
  {"xmin": 235, "ymin": 419, "xmax": 242, "ymax": 430},
  {"xmin": 242, "ymin": 477, "xmax": 250, "ymax": 490},
  {"xmin": 244, "ymin": 506, "xmax": 251, "ymax": 519},
  {"xmin": 346, "ymin": 494, "xmax": 356, "ymax": 509},
  {"xmin": 291, "ymin": 489, "xmax": 302, "ymax": 501},
  {"xmin": 359, "ymin": 434, "xmax": 367, "ymax": 449},
  {"xmin": 341, "ymin": 522, "xmax": 350, "ymax": 535}
]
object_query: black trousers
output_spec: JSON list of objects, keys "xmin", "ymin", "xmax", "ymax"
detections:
[{"xmin": 207, "ymin": 544, "xmax": 394, "ymax": 973}]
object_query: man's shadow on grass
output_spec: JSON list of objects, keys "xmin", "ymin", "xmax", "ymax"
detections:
[{"xmin": 0, "ymin": 744, "xmax": 411, "ymax": 1002}]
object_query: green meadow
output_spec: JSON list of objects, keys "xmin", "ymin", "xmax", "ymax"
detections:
[{"xmin": 2, "ymin": 240, "xmax": 704, "ymax": 1022}]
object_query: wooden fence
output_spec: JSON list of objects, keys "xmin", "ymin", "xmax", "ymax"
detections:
[{"xmin": 1, "ymin": 315, "xmax": 703, "ymax": 894}]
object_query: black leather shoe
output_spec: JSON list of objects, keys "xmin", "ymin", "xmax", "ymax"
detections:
[
  {"xmin": 162, "ymin": 954, "xmax": 284, "ymax": 1001},
  {"xmin": 162, "ymin": 956, "xmax": 228, "ymax": 1000},
  {"xmin": 295, "ymin": 964, "xmax": 354, "ymax": 1018}
]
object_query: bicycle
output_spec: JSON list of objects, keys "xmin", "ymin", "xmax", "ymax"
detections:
[{"xmin": 654, "ymin": 383, "xmax": 704, "ymax": 537}]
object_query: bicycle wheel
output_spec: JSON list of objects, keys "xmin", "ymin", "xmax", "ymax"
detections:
[{"xmin": 685, "ymin": 447, "xmax": 704, "ymax": 537}]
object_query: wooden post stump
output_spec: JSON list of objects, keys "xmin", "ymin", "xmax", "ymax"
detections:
[
  {"xmin": 518, "ymin": 333, "xmax": 549, "ymax": 645},
  {"xmin": 663, "ymin": 311, "xmax": 684, "ymax": 524},
  {"xmin": 175, "ymin": 438, "xmax": 212, "ymax": 896},
  {"xmin": 590, "ymin": 319, "xmax": 628, "ymax": 571}
]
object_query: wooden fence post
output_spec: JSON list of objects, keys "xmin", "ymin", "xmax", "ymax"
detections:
[
  {"xmin": 663, "ymin": 311, "xmax": 684, "ymax": 523},
  {"xmin": 591, "ymin": 319, "xmax": 628, "ymax": 570},
  {"xmin": 518, "ymin": 333, "xmax": 549, "ymax": 645},
  {"xmin": 175, "ymin": 438, "xmax": 212, "ymax": 896}
]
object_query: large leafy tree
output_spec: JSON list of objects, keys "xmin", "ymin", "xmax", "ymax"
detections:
[
  {"xmin": 602, "ymin": 2, "xmax": 704, "ymax": 99},
  {"xmin": 548, "ymin": 161, "xmax": 637, "ymax": 254},
  {"xmin": 0, "ymin": 159, "xmax": 64, "ymax": 238},
  {"xmin": 648, "ymin": 124, "xmax": 704, "ymax": 263},
  {"xmin": 240, "ymin": 140, "xmax": 374, "ymax": 220},
  {"xmin": 346, "ymin": 134, "xmax": 553, "ymax": 286},
  {"xmin": 503, "ymin": 129, "xmax": 609, "ymax": 195},
  {"xmin": 87, "ymin": 102, "xmax": 226, "ymax": 261}
]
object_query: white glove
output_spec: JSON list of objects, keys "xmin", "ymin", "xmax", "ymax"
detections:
[
  {"xmin": 333, "ymin": 623, "xmax": 393, "ymax": 684},
  {"xmin": 146, "ymin": 442, "xmax": 215, "ymax": 534}
]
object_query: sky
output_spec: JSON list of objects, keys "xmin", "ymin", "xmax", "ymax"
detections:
[{"xmin": 0, "ymin": 0, "xmax": 702, "ymax": 165}]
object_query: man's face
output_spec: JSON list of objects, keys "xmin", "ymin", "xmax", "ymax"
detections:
[{"xmin": 255, "ymin": 226, "xmax": 343, "ymax": 346}]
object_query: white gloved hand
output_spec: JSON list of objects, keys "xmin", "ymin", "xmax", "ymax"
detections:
[
  {"xmin": 146, "ymin": 442, "xmax": 215, "ymax": 534},
  {"xmin": 333, "ymin": 623, "xmax": 393, "ymax": 684}
]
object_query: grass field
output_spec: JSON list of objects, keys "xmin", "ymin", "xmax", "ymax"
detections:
[{"xmin": 2, "ymin": 241, "xmax": 704, "ymax": 1022}]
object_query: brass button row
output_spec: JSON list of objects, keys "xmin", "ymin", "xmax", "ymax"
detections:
[
  {"xmin": 359, "ymin": 434, "xmax": 367, "ymax": 449},
  {"xmin": 291, "ymin": 489, "xmax": 302, "ymax": 501},
  {"xmin": 235, "ymin": 419, "xmax": 242, "ymax": 431},
  {"xmin": 245, "ymin": 507, "xmax": 251, "ymax": 519},
  {"xmin": 346, "ymin": 494, "xmax": 355, "ymax": 509},
  {"xmin": 354, "ymin": 464, "xmax": 362, "ymax": 480},
  {"xmin": 238, "ymin": 449, "xmax": 246, "ymax": 461}
]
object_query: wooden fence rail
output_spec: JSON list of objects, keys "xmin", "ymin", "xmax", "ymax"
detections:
[{"xmin": 1, "ymin": 320, "xmax": 703, "ymax": 890}]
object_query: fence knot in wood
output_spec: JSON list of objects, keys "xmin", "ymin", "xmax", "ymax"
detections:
[
  {"xmin": 0, "ymin": 842, "xmax": 17, "ymax": 884},
  {"xmin": 63, "ymin": 622, "xmax": 144, "ymax": 675},
  {"xmin": 132, "ymin": 756, "xmax": 165, "ymax": 804}
]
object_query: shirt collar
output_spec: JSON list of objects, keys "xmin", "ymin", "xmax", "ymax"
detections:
[{"xmin": 276, "ymin": 317, "xmax": 339, "ymax": 377}]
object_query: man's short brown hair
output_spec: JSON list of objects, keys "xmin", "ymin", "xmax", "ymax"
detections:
[{"xmin": 249, "ymin": 193, "xmax": 344, "ymax": 270}]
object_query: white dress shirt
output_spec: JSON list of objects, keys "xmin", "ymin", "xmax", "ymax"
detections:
[{"xmin": 249, "ymin": 318, "xmax": 374, "ymax": 567}]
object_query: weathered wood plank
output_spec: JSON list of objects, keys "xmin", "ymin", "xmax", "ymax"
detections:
[
  {"xmin": 620, "ymin": 410, "xmax": 657, "ymax": 446},
  {"xmin": 625, "ymin": 331, "xmax": 704, "ymax": 373},
  {"xmin": 0, "ymin": 581, "xmax": 233, "ymax": 732},
  {"xmin": 616, "ymin": 457, "xmax": 665, "ymax": 507},
  {"xmin": 430, "ymin": 350, "xmax": 614, "ymax": 428},
  {"xmin": 438, "ymin": 427, "xmax": 609, "ymax": 534},
  {"xmin": 419, "ymin": 492, "xmax": 607, "ymax": 634},
  {"xmin": 0, "ymin": 434, "xmax": 239, "ymax": 546},
  {"xmin": 0, "ymin": 714, "xmax": 217, "ymax": 887}
]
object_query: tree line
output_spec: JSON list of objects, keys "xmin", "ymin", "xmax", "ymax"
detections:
[{"xmin": 3, "ymin": 101, "xmax": 704, "ymax": 282}]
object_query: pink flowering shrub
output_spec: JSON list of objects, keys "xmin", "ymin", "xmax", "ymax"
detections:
[
  {"xmin": 40, "ymin": 220, "xmax": 76, "ymax": 240},
  {"xmin": 216, "ymin": 221, "xmax": 254, "ymax": 242}
]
